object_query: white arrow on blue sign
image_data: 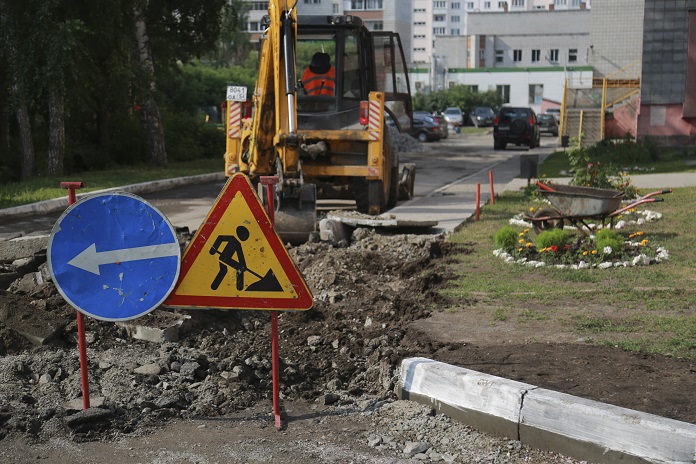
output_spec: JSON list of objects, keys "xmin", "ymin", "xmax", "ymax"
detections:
[{"xmin": 48, "ymin": 192, "xmax": 181, "ymax": 322}]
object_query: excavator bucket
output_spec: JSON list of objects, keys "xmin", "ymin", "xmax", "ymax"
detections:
[{"xmin": 259, "ymin": 183, "xmax": 317, "ymax": 245}]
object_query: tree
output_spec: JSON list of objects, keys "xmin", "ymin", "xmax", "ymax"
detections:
[
  {"xmin": 0, "ymin": 0, "xmax": 34, "ymax": 180},
  {"xmin": 133, "ymin": 1, "xmax": 167, "ymax": 166}
]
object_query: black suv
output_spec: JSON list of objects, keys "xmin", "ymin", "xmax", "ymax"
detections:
[{"xmin": 493, "ymin": 107, "xmax": 541, "ymax": 150}]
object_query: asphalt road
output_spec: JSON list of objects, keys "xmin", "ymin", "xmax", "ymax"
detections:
[{"xmin": 0, "ymin": 132, "xmax": 559, "ymax": 240}]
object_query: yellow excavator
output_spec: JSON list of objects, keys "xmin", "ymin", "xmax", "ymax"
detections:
[{"xmin": 223, "ymin": 0, "xmax": 414, "ymax": 243}]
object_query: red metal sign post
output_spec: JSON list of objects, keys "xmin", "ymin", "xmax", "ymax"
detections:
[
  {"xmin": 60, "ymin": 181, "xmax": 90, "ymax": 410},
  {"xmin": 260, "ymin": 176, "xmax": 282, "ymax": 429}
]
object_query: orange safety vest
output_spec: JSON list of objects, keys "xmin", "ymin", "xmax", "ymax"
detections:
[{"xmin": 302, "ymin": 66, "xmax": 335, "ymax": 96}]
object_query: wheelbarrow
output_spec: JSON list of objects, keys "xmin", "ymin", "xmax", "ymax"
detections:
[{"xmin": 526, "ymin": 182, "xmax": 672, "ymax": 235}]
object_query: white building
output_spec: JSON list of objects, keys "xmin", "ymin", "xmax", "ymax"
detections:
[
  {"xmin": 243, "ymin": 1, "xmax": 412, "ymax": 62},
  {"xmin": 410, "ymin": 5, "xmax": 592, "ymax": 115}
]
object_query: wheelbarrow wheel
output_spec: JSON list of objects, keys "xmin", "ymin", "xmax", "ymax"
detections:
[{"xmin": 532, "ymin": 209, "xmax": 565, "ymax": 234}]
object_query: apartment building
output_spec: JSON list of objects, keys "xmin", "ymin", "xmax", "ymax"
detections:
[
  {"xmin": 243, "ymin": 1, "xmax": 412, "ymax": 62},
  {"xmin": 412, "ymin": 0, "xmax": 591, "ymax": 66},
  {"xmin": 638, "ymin": 0, "xmax": 696, "ymax": 143}
]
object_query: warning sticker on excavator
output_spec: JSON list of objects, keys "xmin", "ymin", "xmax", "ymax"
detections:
[{"xmin": 164, "ymin": 173, "xmax": 313, "ymax": 311}]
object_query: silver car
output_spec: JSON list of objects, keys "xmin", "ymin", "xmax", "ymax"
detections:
[{"xmin": 443, "ymin": 107, "xmax": 463, "ymax": 126}]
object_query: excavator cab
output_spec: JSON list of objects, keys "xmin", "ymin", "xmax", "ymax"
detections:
[{"xmin": 295, "ymin": 16, "xmax": 412, "ymax": 133}]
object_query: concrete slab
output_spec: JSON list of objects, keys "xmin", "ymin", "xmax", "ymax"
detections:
[
  {"xmin": 116, "ymin": 311, "xmax": 191, "ymax": 343},
  {"xmin": 398, "ymin": 357, "xmax": 534, "ymax": 439},
  {"xmin": 398, "ymin": 357, "xmax": 696, "ymax": 464},
  {"xmin": 325, "ymin": 212, "xmax": 438, "ymax": 229},
  {"xmin": 521, "ymin": 388, "xmax": 696, "ymax": 464}
]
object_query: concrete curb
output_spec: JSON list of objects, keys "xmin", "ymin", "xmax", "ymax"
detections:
[
  {"xmin": 0, "ymin": 172, "xmax": 225, "ymax": 219},
  {"xmin": 398, "ymin": 357, "xmax": 696, "ymax": 464}
]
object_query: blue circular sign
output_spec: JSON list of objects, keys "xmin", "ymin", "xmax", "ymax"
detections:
[{"xmin": 47, "ymin": 193, "xmax": 181, "ymax": 321}]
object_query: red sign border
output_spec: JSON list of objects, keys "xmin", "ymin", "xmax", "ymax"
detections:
[{"xmin": 164, "ymin": 173, "xmax": 313, "ymax": 310}]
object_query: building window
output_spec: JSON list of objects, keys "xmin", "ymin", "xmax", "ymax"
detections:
[
  {"xmin": 413, "ymin": 48, "xmax": 426, "ymax": 52},
  {"xmin": 450, "ymin": 28, "xmax": 460, "ymax": 35},
  {"xmin": 549, "ymin": 49, "xmax": 559, "ymax": 62},
  {"xmin": 333, "ymin": 3, "xmax": 340, "ymax": 13},
  {"xmin": 531, "ymin": 49, "xmax": 540, "ymax": 62},
  {"xmin": 304, "ymin": 0, "xmax": 321, "ymax": 3},
  {"xmin": 484, "ymin": 1, "xmax": 491, "ymax": 8},
  {"xmin": 414, "ymin": 34, "xmax": 426, "ymax": 39},
  {"xmin": 529, "ymin": 84, "xmax": 543, "ymax": 105},
  {"xmin": 512, "ymin": 0, "xmax": 524, "ymax": 6},
  {"xmin": 414, "ymin": 21, "xmax": 426, "ymax": 26},
  {"xmin": 451, "ymin": 2, "xmax": 461, "ymax": 8},
  {"xmin": 555, "ymin": 0, "xmax": 567, "ymax": 5},
  {"xmin": 434, "ymin": 15, "xmax": 446, "ymax": 21},
  {"xmin": 497, "ymin": 84, "xmax": 510, "ymax": 104},
  {"xmin": 467, "ymin": 2, "xmax": 474, "ymax": 9},
  {"xmin": 513, "ymin": 50, "xmax": 522, "ymax": 62},
  {"xmin": 251, "ymin": 2, "xmax": 267, "ymax": 10},
  {"xmin": 248, "ymin": 21, "xmax": 260, "ymax": 31},
  {"xmin": 433, "ymin": 27, "xmax": 446, "ymax": 35},
  {"xmin": 366, "ymin": 21, "xmax": 383, "ymax": 30},
  {"xmin": 414, "ymin": 8, "xmax": 426, "ymax": 12},
  {"xmin": 571, "ymin": 0, "xmax": 580, "ymax": 5},
  {"xmin": 498, "ymin": 1, "xmax": 507, "ymax": 8},
  {"xmin": 495, "ymin": 49, "xmax": 504, "ymax": 63},
  {"xmin": 568, "ymin": 48, "xmax": 578, "ymax": 62},
  {"xmin": 451, "ymin": 15, "xmax": 460, "ymax": 22},
  {"xmin": 434, "ymin": 1, "xmax": 447, "ymax": 7},
  {"xmin": 350, "ymin": 0, "xmax": 383, "ymax": 10}
]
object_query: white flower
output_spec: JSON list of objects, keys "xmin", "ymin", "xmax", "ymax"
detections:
[
  {"xmin": 632, "ymin": 254, "xmax": 650, "ymax": 266},
  {"xmin": 603, "ymin": 246, "xmax": 612, "ymax": 255}
]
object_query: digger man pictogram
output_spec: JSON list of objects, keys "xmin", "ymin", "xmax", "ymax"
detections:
[
  {"xmin": 208, "ymin": 225, "xmax": 283, "ymax": 292},
  {"xmin": 209, "ymin": 225, "xmax": 250, "ymax": 291}
]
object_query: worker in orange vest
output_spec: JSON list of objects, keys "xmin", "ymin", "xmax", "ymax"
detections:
[{"xmin": 302, "ymin": 52, "xmax": 335, "ymax": 96}]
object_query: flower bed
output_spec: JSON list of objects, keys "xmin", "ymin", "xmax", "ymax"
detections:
[{"xmin": 493, "ymin": 208, "xmax": 669, "ymax": 269}]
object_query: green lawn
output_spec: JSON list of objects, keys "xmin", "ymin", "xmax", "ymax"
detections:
[
  {"xmin": 445, "ymin": 186, "xmax": 696, "ymax": 359},
  {"xmin": 0, "ymin": 158, "xmax": 221, "ymax": 209}
]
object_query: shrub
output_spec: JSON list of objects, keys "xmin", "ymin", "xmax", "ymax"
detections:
[
  {"xmin": 596, "ymin": 229, "xmax": 625, "ymax": 256},
  {"xmin": 494, "ymin": 226, "xmax": 518, "ymax": 252},
  {"xmin": 536, "ymin": 228, "xmax": 570, "ymax": 251}
]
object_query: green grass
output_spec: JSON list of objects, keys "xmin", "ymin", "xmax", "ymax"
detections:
[
  {"xmin": 0, "ymin": 158, "xmax": 220, "ymax": 209},
  {"xmin": 444, "ymin": 186, "xmax": 696, "ymax": 359},
  {"xmin": 537, "ymin": 150, "xmax": 696, "ymax": 178}
]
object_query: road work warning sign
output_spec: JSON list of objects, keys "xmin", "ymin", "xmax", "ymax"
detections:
[{"xmin": 164, "ymin": 173, "xmax": 313, "ymax": 311}]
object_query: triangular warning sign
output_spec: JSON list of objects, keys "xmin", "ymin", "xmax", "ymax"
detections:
[{"xmin": 164, "ymin": 173, "xmax": 313, "ymax": 311}]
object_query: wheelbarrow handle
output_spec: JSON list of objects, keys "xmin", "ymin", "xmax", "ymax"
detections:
[
  {"xmin": 640, "ymin": 189, "xmax": 672, "ymax": 200},
  {"xmin": 536, "ymin": 181, "xmax": 556, "ymax": 192}
]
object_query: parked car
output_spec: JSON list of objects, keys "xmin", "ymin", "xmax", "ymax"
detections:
[
  {"xmin": 443, "ymin": 107, "xmax": 464, "ymax": 127},
  {"xmin": 538, "ymin": 113, "xmax": 559, "ymax": 136},
  {"xmin": 493, "ymin": 106, "xmax": 541, "ymax": 150},
  {"xmin": 411, "ymin": 115, "xmax": 442, "ymax": 142},
  {"xmin": 469, "ymin": 106, "xmax": 496, "ymax": 127},
  {"xmin": 414, "ymin": 111, "xmax": 448, "ymax": 138},
  {"xmin": 545, "ymin": 108, "xmax": 561, "ymax": 122}
]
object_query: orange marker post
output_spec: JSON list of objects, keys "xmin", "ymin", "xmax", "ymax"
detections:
[
  {"xmin": 489, "ymin": 170, "xmax": 495, "ymax": 205},
  {"xmin": 60, "ymin": 182, "xmax": 90, "ymax": 410},
  {"xmin": 476, "ymin": 183, "xmax": 481, "ymax": 221}
]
